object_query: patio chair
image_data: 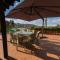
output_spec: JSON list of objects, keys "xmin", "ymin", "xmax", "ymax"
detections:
[
  {"xmin": 16, "ymin": 35, "xmax": 28, "ymax": 47},
  {"xmin": 10, "ymin": 33, "xmax": 14, "ymax": 43},
  {"xmin": 30, "ymin": 31, "xmax": 40, "ymax": 45},
  {"xmin": 16, "ymin": 34, "xmax": 23, "ymax": 49},
  {"xmin": 16, "ymin": 35, "xmax": 35, "ymax": 54},
  {"xmin": 10, "ymin": 33, "xmax": 17, "ymax": 44}
]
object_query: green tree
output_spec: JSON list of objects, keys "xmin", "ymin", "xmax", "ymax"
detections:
[
  {"xmin": 56, "ymin": 24, "xmax": 60, "ymax": 28},
  {"xmin": 9, "ymin": 20, "xmax": 15, "ymax": 29}
]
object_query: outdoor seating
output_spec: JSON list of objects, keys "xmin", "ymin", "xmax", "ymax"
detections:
[
  {"xmin": 31, "ymin": 31, "xmax": 40, "ymax": 44},
  {"xmin": 10, "ymin": 33, "xmax": 14, "ymax": 43},
  {"xmin": 16, "ymin": 33, "xmax": 36, "ymax": 53},
  {"xmin": 13, "ymin": 34, "xmax": 18, "ymax": 44},
  {"xmin": 36, "ymin": 31, "xmax": 41, "ymax": 38},
  {"xmin": 10, "ymin": 29, "xmax": 41, "ymax": 54},
  {"xmin": 10, "ymin": 33, "xmax": 17, "ymax": 44},
  {"xmin": 16, "ymin": 34, "xmax": 23, "ymax": 49}
]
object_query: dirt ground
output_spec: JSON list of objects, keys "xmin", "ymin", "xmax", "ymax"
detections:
[{"xmin": 0, "ymin": 34, "xmax": 60, "ymax": 60}]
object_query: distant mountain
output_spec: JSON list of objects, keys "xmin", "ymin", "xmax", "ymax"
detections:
[{"xmin": 15, "ymin": 23, "xmax": 38, "ymax": 28}]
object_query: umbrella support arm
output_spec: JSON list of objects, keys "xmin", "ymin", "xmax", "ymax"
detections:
[
  {"xmin": 33, "ymin": 7, "xmax": 44, "ymax": 20},
  {"xmin": 0, "ymin": 11, "xmax": 8, "ymax": 59}
]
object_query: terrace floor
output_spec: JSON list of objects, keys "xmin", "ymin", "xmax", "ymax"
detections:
[{"xmin": 0, "ymin": 34, "xmax": 60, "ymax": 60}]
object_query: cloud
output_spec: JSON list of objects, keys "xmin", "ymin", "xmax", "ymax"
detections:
[
  {"xmin": 29, "ymin": 19, "xmax": 42, "ymax": 26},
  {"xmin": 6, "ymin": 18, "xmax": 43, "ymax": 26},
  {"xmin": 6, "ymin": 17, "xmax": 60, "ymax": 26},
  {"xmin": 47, "ymin": 17, "xmax": 60, "ymax": 26},
  {"xmin": 6, "ymin": 18, "xmax": 29, "ymax": 24}
]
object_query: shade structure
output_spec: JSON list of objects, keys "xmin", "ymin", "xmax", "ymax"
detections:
[{"xmin": 6, "ymin": 0, "xmax": 60, "ymax": 21}]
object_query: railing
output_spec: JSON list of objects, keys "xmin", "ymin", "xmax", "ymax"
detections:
[{"xmin": 35, "ymin": 28, "xmax": 60, "ymax": 35}]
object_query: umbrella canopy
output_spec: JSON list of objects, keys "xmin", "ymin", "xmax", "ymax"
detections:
[{"xmin": 6, "ymin": 0, "xmax": 60, "ymax": 21}]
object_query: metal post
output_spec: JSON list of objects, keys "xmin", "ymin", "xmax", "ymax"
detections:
[
  {"xmin": 0, "ymin": 11, "xmax": 8, "ymax": 59},
  {"xmin": 42, "ymin": 19, "xmax": 44, "ymax": 38},
  {"xmin": 45, "ymin": 18, "xmax": 47, "ymax": 28}
]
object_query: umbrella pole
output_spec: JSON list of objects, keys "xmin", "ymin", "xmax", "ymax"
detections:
[
  {"xmin": 0, "ymin": 11, "xmax": 8, "ymax": 59},
  {"xmin": 41, "ymin": 19, "xmax": 44, "ymax": 38},
  {"xmin": 45, "ymin": 18, "xmax": 47, "ymax": 28}
]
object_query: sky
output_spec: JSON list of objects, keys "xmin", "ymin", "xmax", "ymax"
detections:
[{"xmin": 5, "ymin": 0, "xmax": 60, "ymax": 26}]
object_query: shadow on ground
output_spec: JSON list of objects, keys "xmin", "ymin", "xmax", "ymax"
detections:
[
  {"xmin": 35, "ymin": 39, "xmax": 60, "ymax": 60},
  {"xmin": 0, "ymin": 58, "xmax": 2, "ymax": 60},
  {"xmin": 17, "ymin": 38, "xmax": 60, "ymax": 60},
  {"xmin": 7, "ymin": 56, "xmax": 17, "ymax": 60}
]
